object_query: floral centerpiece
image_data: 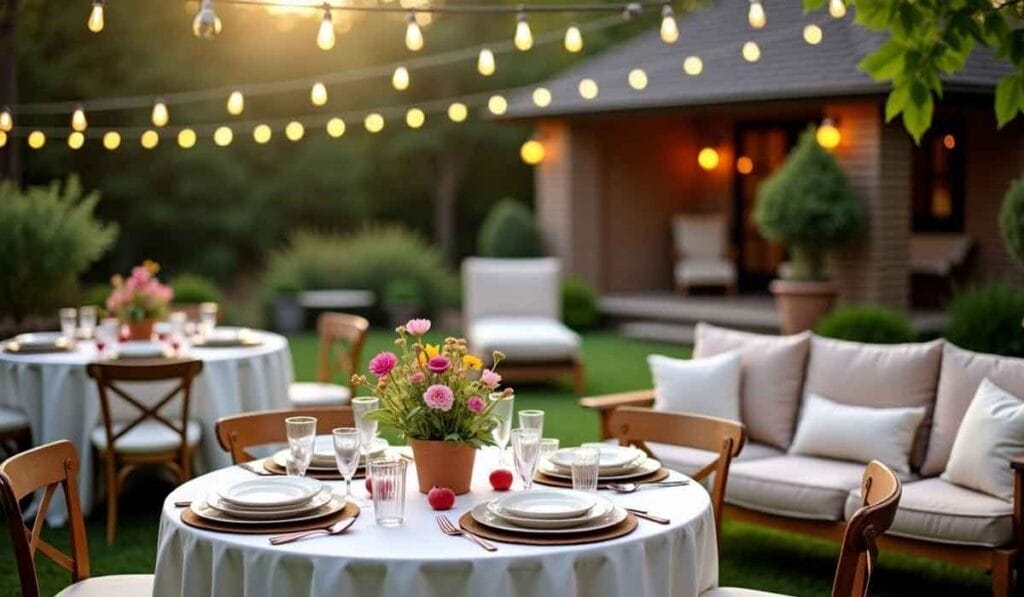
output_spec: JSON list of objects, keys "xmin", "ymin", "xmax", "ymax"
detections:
[
  {"xmin": 106, "ymin": 260, "xmax": 174, "ymax": 340},
  {"xmin": 353, "ymin": 318, "xmax": 510, "ymax": 494}
]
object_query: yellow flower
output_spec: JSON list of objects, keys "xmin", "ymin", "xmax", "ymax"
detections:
[
  {"xmin": 417, "ymin": 343, "xmax": 441, "ymax": 365},
  {"xmin": 462, "ymin": 355, "xmax": 483, "ymax": 370},
  {"xmin": 143, "ymin": 259, "xmax": 160, "ymax": 274}
]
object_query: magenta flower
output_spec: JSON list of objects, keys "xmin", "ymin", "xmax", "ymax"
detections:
[
  {"xmin": 369, "ymin": 352, "xmax": 398, "ymax": 377},
  {"xmin": 467, "ymin": 395, "xmax": 486, "ymax": 414},
  {"xmin": 408, "ymin": 371, "xmax": 426, "ymax": 384},
  {"xmin": 423, "ymin": 384, "xmax": 455, "ymax": 411},
  {"xmin": 406, "ymin": 318, "xmax": 432, "ymax": 336},
  {"xmin": 481, "ymin": 368, "xmax": 502, "ymax": 389},
  {"xmin": 427, "ymin": 356, "xmax": 451, "ymax": 373}
]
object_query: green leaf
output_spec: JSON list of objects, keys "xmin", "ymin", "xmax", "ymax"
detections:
[
  {"xmin": 891, "ymin": 4, "xmax": 923, "ymax": 43},
  {"xmin": 859, "ymin": 41, "xmax": 905, "ymax": 81},
  {"xmin": 885, "ymin": 84, "xmax": 910, "ymax": 122},
  {"xmin": 855, "ymin": 0, "xmax": 894, "ymax": 30},
  {"xmin": 902, "ymin": 86, "xmax": 934, "ymax": 144},
  {"xmin": 995, "ymin": 74, "xmax": 1024, "ymax": 129}
]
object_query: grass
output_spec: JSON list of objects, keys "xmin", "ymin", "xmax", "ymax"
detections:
[{"xmin": 0, "ymin": 331, "xmax": 990, "ymax": 596}]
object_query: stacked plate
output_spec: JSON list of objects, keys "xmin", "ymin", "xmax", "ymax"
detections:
[
  {"xmin": 539, "ymin": 445, "xmax": 662, "ymax": 481},
  {"xmin": 192, "ymin": 327, "xmax": 262, "ymax": 348},
  {"xmin": 471, "ymin": 489, "xmax": 627, "ymax": 535},
  {"xmin": 4, "ymin": 332, "xmax": 71, "ymax": 353},
  {"xmin": 270, "ymin": 436, "xmax": 389, "ymax": 473},
  {"xmin": 190, "ymin": 477, "xmax": 346, "ymax": 525}
]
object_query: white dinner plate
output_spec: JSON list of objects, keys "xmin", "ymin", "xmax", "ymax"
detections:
[
  {"xmin": 218, "ymin": 477, "xmax": 323, "ymax": 508},
  {"xmin": 205, "ymin": 488, "xmax": 333, "ymax": 520},
  {"xmin": 117, "ymin": 341, "xmax": 170, "ymax": 359},
  {"xmin": 191, "ymin": 494, "xmax": 346, "ymax": 526},
  {"xmin": 549, "ymin": 445, "xmax": 644, "ymax": 469},
  {"xmin": 273, "ymin": 437, "xmax": 389, "ymax": 470},
  {"xmin": 487, "ymin": 494, "xmax": 614, "ymax": 529},
  {"xmin": 192, "ymin": 327, "xmax": 262, "ymax": 348},
  {"xmin": 546, "ymin": 452, "xmax": 648, "ymax": 477},
  {"xmin": 5, "ymin": 332, "xmax": 71, "ymax": 353},
  {"xmin": 539, "ymin": 458, "xmax": 663, "ymax": 481},
  {"xmin": 496, "ymin": 489, "xmax": 596, "ymax": 520},
  {"xmin": 471, "ymin": 501, "xmax": 628, "ymax": 535}
]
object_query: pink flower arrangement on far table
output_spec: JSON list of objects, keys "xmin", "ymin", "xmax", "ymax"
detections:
[{"xmin": 106, "ymin": 260, "xmax": 174, "ymax": 322}]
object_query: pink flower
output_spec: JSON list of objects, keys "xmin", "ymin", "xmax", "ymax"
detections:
[
  {"xmin": 423, "ymin": 384, "xmax": 455, "ymax": 411},
  {"xmin": 467, "ymin": 395, "xmax": 486, "ymax": 414},
  {"xmin": 408, "ymin": 371, "xmax": 426, "ymax": 384},
  {"xmin": 369, "ymin": 352, "xmax": 398, "ymax": 377},
  {"xmin": 481, "ymin": 368, "xmax": 502, "ymax": 389},
  {"xmin": 427, "ymin": 356, "xmax": 451, "ymax": 373},
  {"xmin": 406, "ymin": 318, "xmax": 432, "ymax": 336}
]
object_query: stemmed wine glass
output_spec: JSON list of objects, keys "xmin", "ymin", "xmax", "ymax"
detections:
[
  {"xmin": 285, "ymin": 416, "xmax": 317, "ymax": 477},
  {"xmin": 489, "ymin": 392, "xmax": 515, "ymax": 466},
  {"xmin": 332, "ymin": 427, "xmax": 362, "ymax": 504},
  {"xmin": 511, "ymin": 428, "xmax": 541, "ymax": 491}
]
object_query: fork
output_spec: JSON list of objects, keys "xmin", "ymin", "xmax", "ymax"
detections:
[
  {"xmin": 605, "ymin": 480, "xmax": 689, "ymax": 493},
  {"xmin": 436, "ymin": 515, "xmax": 497, "ymax": 552},
  {"xmin": 268, "ymin": 517, "xmax": 357, "ymax": 545},
  {"xmin": 626, "ymin": 508, "xmax": 671, "ymax": 525},
  {"xmin": 239, "ymin": 460, "xmax": 273, "ymax": 476}
]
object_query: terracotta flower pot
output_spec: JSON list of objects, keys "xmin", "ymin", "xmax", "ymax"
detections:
[
  {"xmin": 770, "ymin": 279, "xmax": 837, "ymax": 334},
  {"xmin": 125, "ymin": 319, "xmax": 156, "ymax": 341},
  {"xmin": 409, "ymin": 438, "xmax": 476, "ymax": 495}
]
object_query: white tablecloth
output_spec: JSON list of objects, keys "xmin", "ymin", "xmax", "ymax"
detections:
[
  {"xmin": 0, "ymin": 332, "xmax": 294, "ymax": 524},
  {"xmin": 154, "ymin": 449, "xmax": 719, "ymax": 597}
]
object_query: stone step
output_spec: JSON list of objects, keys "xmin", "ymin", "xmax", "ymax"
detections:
[{"xmin": 618, "ymin": 321, "xmax": 696, "ymax": 345}]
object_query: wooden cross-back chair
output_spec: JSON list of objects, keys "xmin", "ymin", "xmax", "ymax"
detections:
[
  {"xmin": 289, "ymin": 313, "xmax": 370, "ymax": 408},
  {"xmin": 86, "ymin": 358, "xmax": 203, "ymax": 544},
  {"xmin": 0, "ymin": 440, "xmax": 153, "ymax": 597},
  {"xmin": 215, "ymin": 406, "xmax": 355, "ymax": 464},
  {"xmin": 607, "ymin": 407, "xmax": 746, "ymax": 538}
]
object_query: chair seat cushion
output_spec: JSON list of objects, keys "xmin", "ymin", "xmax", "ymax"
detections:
[
  {"xmin": 91, "ymin": 420, "xmax": 201, "ymax": 454},
  {"xmin": 289, "ymin": 382, "xmax": 352, "ymax": 407},
  {"xmin": 469, "ymin": 317, "xmax": 581, "ymax": 362},
  {"xmin": 702, "ymin": 588, "xmax": 788, "ymax": 597},
  {"xmin": 0, "ymin": 406, "xmax": 29, "ymax": 433},
  {"xmin": 55, "ymin": 574, "xmax": 155, "ymax": 596},
  {"xmin": 725, "ymin": 455, "xmax": 868, "ymax": 521},
  {"xmin": 675, "ymin": 260, "xmax": 737, "ymax": 286},
  {"xmin": 846, "ymin": 477, "xmax": 1013, "ymax": 548},
  {"xmin": 646, "ymin": 441, "xmax": 783, "ymax": 477}
]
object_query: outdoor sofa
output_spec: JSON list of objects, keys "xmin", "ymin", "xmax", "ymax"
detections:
[{"xmin": 582, "ymin": 323, "xmax": 1024, "ymax": 595}]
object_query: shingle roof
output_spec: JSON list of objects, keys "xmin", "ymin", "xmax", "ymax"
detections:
[{"xmin": 505, "ymin": 0, "xmax": 1011, "ymax": 119}]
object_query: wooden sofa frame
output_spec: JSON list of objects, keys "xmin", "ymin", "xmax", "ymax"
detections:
[{"xmin": 579, "ymin": 391, "xmax": 1024, "ymax": 596}]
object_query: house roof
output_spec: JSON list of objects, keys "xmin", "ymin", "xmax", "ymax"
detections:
[{"xmin": 505, "ymin": 0, "xmax": 1011, "ymax": 119}]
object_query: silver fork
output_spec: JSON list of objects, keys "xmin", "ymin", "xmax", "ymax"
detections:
[
  {"xmin": 605, "ymin": 480, "xmax": 689, "ymax": 493},
  {"xmin": 436, "ymin": 515, "xmax": 497, "ymax": 552},
  {"xmin": 268, "ymin": 517, "xmax": 357, "ymax": 545}
]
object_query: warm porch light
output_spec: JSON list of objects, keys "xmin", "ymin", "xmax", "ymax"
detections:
[
  {"xmin": 943, "ymin": 134, "xmax": 956, "ymax": 149},
  {"xmin": 102, "ymin": 131, "xmax": 121, "ymax": 150},
  {"xmin": 698, "ymin": 147, "xmax": 720, "ymax": 170},
  {"xmin": 816, "ymin": 118, "xmax": 841, "ymax": 149},
  {"xmin": 736, "ymin": 156, "xmax": 754, "ymax": 175},
  {"xmin": 68, "ymin": 132, "xmax": 85, "ymax": 150},
  {"xmin": 520, "ymin": 140, "xmax": 545, "ymax": 165}
]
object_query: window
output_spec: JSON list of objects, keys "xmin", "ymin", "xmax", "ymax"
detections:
[{"xmin": 912, "ymin": 120, "xmax": 965, "ymax": 232}]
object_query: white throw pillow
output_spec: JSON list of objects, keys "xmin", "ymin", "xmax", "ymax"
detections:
[
  {"xmin": 647, "ymin": 351, "xmax": 741, "ymax": 421},
  {"xmin": 789, "ymin": 393, "xmax": 926, "ymax": 475},
  {"xmin": 942, "ymin": 378, "xmax": 1024, "ymax": 502}
]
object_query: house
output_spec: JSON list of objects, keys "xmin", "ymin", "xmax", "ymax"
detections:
[{"xmin": 504, "ymin": 0, "xmax": 1024, "ymax": 311}]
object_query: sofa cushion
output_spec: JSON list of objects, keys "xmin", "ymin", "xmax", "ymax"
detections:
[
  {"xmin": 648, "ymin": 352, "xmax": 741, "ymax": 421},
  {"xmin": 645, "ymin": 440, "xmax": 783, "ymax": 478},
  {"xmin": 694, "ymin": 324, "xmax": 809, "ymax": 450},
  {"xmin": 803, "ymin": 336, "xmax": 943, "ymax": 469},
  {"xmin": 725, "ymin": 455, "xmax": 867, "ymax": 521},
  {"xmin": 468, "ymin": 317, "xmax": 581, "ymax": 362},
  {"xmin": 675, "ymin": 260, "xmax": 737, "ymax": 286},
  {"xmin": 462, "ymin": 258, "xmax": 561, "ymax": 322},
  {"xmin": 921, "ymin": 343, "xmax": 1024, "ymax": 476},
  {"xmin": 845, "ymin": 477, "xmax": 1013, "ymax": 548}
]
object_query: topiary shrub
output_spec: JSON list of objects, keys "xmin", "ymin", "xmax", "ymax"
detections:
[
  {"xmin": 562, "ymin": 278, "xmax": 600, "ymax": 331},
  {"xmin": 754, "ymin": 128, "xmax": 863, "ymax": 280},
  {"xmin": 477, "ymin": 198, "xmax": 543, "ymax": 258},
  {"xmin": 816, "ymin": 305, "xmax": 916, "ymax": 344},
  {"xmin": 1000, "ymin": 178, "xmax": 1024, "ymax": 268},
  {"xmin": 945, "ymin": 283, "xmax": 1024, "ymax": 357},
  {"xmin": 169, "ymin": 273, "xmax": 223, "ymax": 304}
]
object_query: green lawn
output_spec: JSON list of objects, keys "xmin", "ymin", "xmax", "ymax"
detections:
[{"xmin": 1, "ymin": 331, "xmax": 989, "ymax": 596}]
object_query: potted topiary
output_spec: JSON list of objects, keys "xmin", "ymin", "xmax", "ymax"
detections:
[
  {"xmin": 754, "ymin": 128, "xmax": 863, "ymax": 333},
  {"xmin": 477, "ymin": 198, "xmax": 544, "ymax": 258},
  {"xmin": 1000, "ymin": 178, "xmax": 1024, "ymax": 268}
]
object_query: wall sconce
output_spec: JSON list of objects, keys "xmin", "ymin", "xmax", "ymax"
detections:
[
  {"xmin": 520, "ymin": 139, "xmax": 546, "ymax": 165},
  {"xmin": 697, "ymin": 146, "xmax": 720, "ymax": 171},
  {"xmin": 816, "ymin": 117, "xmax": 841, "ymax": 150},
  {"xmin": 736, "ymin": 155, "xmax": 754, "ymax": 175}
]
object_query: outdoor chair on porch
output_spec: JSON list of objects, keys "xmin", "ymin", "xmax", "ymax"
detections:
[{"xmin": 672, "ymin": 213, "xmax": 737, "ymax": 295}]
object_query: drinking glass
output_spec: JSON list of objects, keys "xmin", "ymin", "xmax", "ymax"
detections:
[
  {"xmin": 168, "ymin": 312, "xmax": 188, "ymax": 355},
  {"xmin": 489, "ymin": 392, "xmax": 514, "ymax": 465},
  {"xmin": 332, "ymin": 427, "xmax": 362, "ymax": 504},
  {"xmin": 572, "ymin": 446, "xmax": 600, "ymax": 493},
  {"xmin": 539, "ymin": 438, "xmax": 560, "ymax": 467},
  {"xmin": 518, "ymin": 409, "xmax": 545, "ymax": 436},
  {"xmin": 97, "ymin": 318, "xmax": 120, "ymax": 358},
  {"xmin": 285, "ymin": 416, "xmax": 317, "ymax": 477},
  {"xmin": 370, "ymin": 459, "xmax": 408, "ymax": 527},
  {"xmin": 59, "ymin": 308, "xmax": 77, "ymax": 342},
  {"xmin": 79, "ymin": 306, "xmax": 97, "ymax": 340},
  {"xmin": 512, "ymin": 428, "xmax": 541, "ymax": 491},
  {"xmin": 351, "ymin": 397, "xmax": 380, "ymax": 452},
  {"xmin": 198, "ymin": 302, "xmax": 218, "ymax": 336}
]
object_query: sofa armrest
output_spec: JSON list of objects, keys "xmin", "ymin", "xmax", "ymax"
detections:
[
  {"xmin": 1011, "ymin": 456, "xmax": 1024, "ymax": 473},
  {"xmin": 579, "ymin": 390, "xmax": 655, "ymax": 439}
]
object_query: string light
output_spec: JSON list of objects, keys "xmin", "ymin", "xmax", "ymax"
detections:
[
  {"xmin": 71, "ymin": 106, "xmax": 88, "ymax": 132},
  {"xmin": 514, "ymin": 12, "xmax": 533, "ymax": 51},
  {"xmin": 448, "ymin": 102, "xmax": 468, "ymax": 122},
  {"xmin": 816, "ymin": 118, "xmax": 841, "ymax": 149},
  {"xmin": 103, "ymin": 131, "xmax": 121, "ymax": 150},
  {"xmin": 628, "ymin": 68, "xmax": 648, "ymax": 90},
  {"xmin": 477, "ymin": 48, "xmax": 496, "ymax": 76},
  {"xmin": 405, "ymin": 108, "xmax": 425, "ymax": 129},
  {"xmin": 365, "ymin": 113, "xmax": 385, "ymax": 133},
  {"xmin": 829, "ymin": 0, "xmax": 847, "ymax": 19},
  {"xmin": 532, "ymin": 87, "xmax": 552, "ymax": 108},
  {"xmin": 285, "ymin": 121, "xmax": 305, "ymax": 141},
  {"xmin": 178, "ymin": 128, "xmax": 197, "ymax": 148},
  {"xmin": 28, "ymin": 131, "xmax": 46, "ymax": 149},
  {"xmin": 660, "ymin": 5, "xmax": 678, "ymax": 44},
  {"xmin": 227, "ymin": 91, "xmax": 244, "ymax": 115},
  {"xmin": 192, "ymin": 0, "xmax": 222, "ymax": 39},
  {"xmin": 253, "ymin": 124, "xmax": 272, "ymax": 144},
  {"xmin": 151, "ymin": 100, "xmax": 169, "ymax": 127},
  {"xmin": 311, "ymin": 82, "xmax": 328, "ymax": 106},
  {"xmin": 742, "ymin": 41, "xmax": 760, "ymax": 62},
  {"xmin": 326, "ymin": 117, "xmax": 346, "ymax": 137},
  {"xmin": 0, "ymin": 107, "xmax": 13, "ymax": 132},
  {"xmin": 487, "ymin": 95, "xmax": 508, "ymax": 115},
  {"xmin": 68, "ymin": 132, "xmax": 85, "ymax": 150},
  {"xmin": 140, "ymin": 130, "xmax": 160, "ymax": 149},
  {"xmin": 317, "ymin": 3, "xmax": 336, "ymax": 51},
  {"xmin": 392, "ymin": 66, "xmax": 410, "ymax": 91},
  {"xmin": 578, "ymin": 78, "xmax": 598, "ymax": 100},
  {"xmin": 0, "ymin": 131, "xmax": 6, "ymax": 148},
  {"xmin": 803, "ymin": 24, "xmax": 822, "ymax": 45},
  {"xmin": 87, "ymin": 0, "xmax": 105, "ymax": 33},
  {"xmin": 214, "ymin": 126, "xmax": 234, "ymax": 146},
  {"xmin": 405, "ymin": 13, "xmax": 424, "ymax": 51},
  {"xmin": 683, "ymin": 56, "xmax": 703, "ymax": 75},
  {"xmin": 520, "ymin": 139, "xmax": 545, "ymax": 165},
  {"xmin": 564, "ymin": 24, "xmax": 583, "ymax": 53},
  {"xmin": 747, "ymin": 0, "xmax": 766, "ymax": 29}
]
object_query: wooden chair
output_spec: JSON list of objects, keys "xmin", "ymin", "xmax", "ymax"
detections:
[
  {"xmin": 607, "ymin": 406, "xmax": 746, "ymax": 537},
  {"xmin": 0, "ymin": 406, "xmax": 32, "ymax": 457},
  {"xmin": 86, "ymin": 358, "xmax": 203, "ymax": 545},
  {"xmin": 0, "ymin": 440, "xmax": 153, "ymax": 597},
  {"xmin": 702, "ymin": 460, "xmax": 902, "ymax": 597},
  {"xmin": 215, "ymin": 406, "xmax": 355, "ymax": 464},
  {"xmin": 289, "ymin": 312, "xmax": 369, "ymax": 408}
]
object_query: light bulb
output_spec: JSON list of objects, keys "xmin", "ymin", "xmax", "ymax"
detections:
[
  {"xmin": 564, "ymin": 24, "xmax": 583, "ymax": 53},
  {"xmin": 448, "ymin": 102, "xmax": 468, "ymax": 122},
  {"xmin": 68, "ymin": 132, "xmax": 85, "ymax": 150},
  {"xmin": 27, "ymin": 131, "xmax": 46, "ymax": 149},
  {"xmin": 487, "ymin": 95, "xmax": 508, "ymax": 115},
  {"xmin": 227, "ymin": 91, "xmax": 244, "ymax": 115},
  {"xmin": 578, "ymin": 78, "xmax": 599, "ymax": 100},
  {"xmin": 140, "ymin": 130, "xmax": 159, "ymax": 149},
  {"xmin": 405, "ymin": 108, "xmax": 425, "ymax": 129},
  {"xmin": 178, "ymin": 128, "xmax": 197, "ymax": 148},
  {"xmin": 317, "ymin": 4, "xmax": 335, "ymax": 51},
  {"xmin": 803, "ymin": 24, "xmax": 823, "ymax": 45},
  {"xmin": 88, "ymin": 0, "xmax": 105, "ymax": 33},
  {"xmin": 816, "ymin": 118, "xmax": 841, "ymax": 149},
  {"xmin": 748, "ymin": 0, "xmax": 766, "ymax": 29},
  {"xmin": 364, "ymin": 113, "xmax": 385, "ymax": 133},
  {"xmin": 698, "ymin": 147, "xmax": 720, "ymax": 170},
  {"xmin": 628, "ymin": 68, "xmax": 648, "ymax": 90},
  {"xmin": 736, "ymin": 156, "xmax": 754, "ymax": 175},
  {"xmin": 742, "ymin": 41, "xmax": 761, "ymax": 62},
  {"xmin": 392, "ymin": 67, "xmax": 410, "ymax": 91},
  {"xmin": 477, "ymin": 48, "xmax": 496, "ymax": 76},
  {"xmin": 253, "ymin": 124, "xmax": 272, "ymax": 144},
  {"xmin": 285, "ymin": 121, "xmax": 305, "ymax": 141},
  {"xmin": 326, "ymin": 117, "xmax": 346, "ymax": 138},
  {"xmin": 311, "ymin": 82, "xmax": 328, "ymax": 107},
  {"xmin": 514, "ymin": 13, "xmax": 533, "ymax": 51},
  {"xmin": 405, "ymin": 13, "xmax": 424, "ymax": 51},
  {"xmin": 520, "ymin": 140, "xmax": 545, "ymax": 165},
  {"xmin": 151, "ymin": 100, "xmax": 169, "ymax": 127},
  {"xmin": 829, "ymin": 0, "xmax": 847, "ymax": 19},
  {"xmin": 683, "ymin": 56, "xmax": 703, "ymax": 75},
  {"xmin": 0, "ymin": 107, "xmax": 11, "ymax": 132},
  {"xmin": 192, "ymin": 0, "xmax": 221, "ymax": 39},
  {"xmin": 213, "ymin": 126, "xmax": 233, "ymax": 147},
  {"xmin": 532, "ymin": 87, "xmax": 551, "ymax": 108},
  {"xmin": 71, "ymin": 106, "xmax": 88, "ymax": 132},
  {"xmin": 103, "ymin": 131, "xmax": 121, "ymax": 150},
  {"xmin": 0, "ymin": 131, "xmax": 6, "ymax": 148},
  {"xmin": 660, "ymin": 5, "xmax": 678, "ymax": 44}
]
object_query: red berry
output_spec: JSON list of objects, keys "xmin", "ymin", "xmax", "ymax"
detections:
[
  {"xmin": 427, "ymin": 486, "xmax": 456, "ymax": 510},
  {"xmin": 489, "ymin": 468, "xmax": 514, "ymax": 491}
]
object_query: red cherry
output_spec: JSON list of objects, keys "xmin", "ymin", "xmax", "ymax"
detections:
[
  {"xmin": 427, "ymin": 486, "xmax": 456, "ymax": 510},
  {"xmin": 489, "ymin": 468, "xmax": 514, "ymax": 491}
]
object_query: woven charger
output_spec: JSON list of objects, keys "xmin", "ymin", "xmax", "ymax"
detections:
[
  {"xmin": 459, "ymin": 511, "xmax": 638, "ymax": 545},
  {"xmin": 262, "ymin": 459, "xmax": 365, "ymax": 480},
  {"xmin": 180, "ymin": 502, "xmax": 360, "ymax": 534},
  {"xmin": 533, "ymin": 467, "xmax": 670, "ymax": 489}
]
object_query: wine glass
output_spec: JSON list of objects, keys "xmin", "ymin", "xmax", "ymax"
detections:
[
  {"xmin": 351, "ymin": 397, "xmax": 380, "ymax": 452},
  {"xmin": 285, "ymin": 416, "xmax": 317, "ymax": 477},
  {"xmin": 511, "ymin": 428, "xmax": 541, "ymax": 491},
  {"xmin": 332, "ymin": 427, "xmax": 361, "ymax": 504},
  {"xmin": 489, "ymin": 392, "xmax": 515, "ymax": 466}
]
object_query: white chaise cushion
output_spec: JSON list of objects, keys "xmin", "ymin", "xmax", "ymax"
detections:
[
  {"xmin": 725, "ymin": 455, "xmax": 868, "ymax": 521},
  {"xmin": 469, "ymin": 317, "xmax": 581, "ymax": 362},
  {"xmin": 289, "ymin": 382, "xmax": 352, "ymax": 407},
  {"xmin": 648, "ymin": 351, "xmax": 741, "ymax": 421},
  {"xmin": 0, "ymin": 406, "xmax": 29, "ymax": 433},
  {"xmin": 91, "ymin": 419, "xmax": 201, "ymax": 454},
  {"xmin": 462, "ymin": 258, "xmax": 561, "ymax": 322},
  {"xmin": 846, "ymin": 477, "xmax": 1013, "ymax": 548},
  {"xmin": 55, "ymin": 574, "xmax": 155, "ymax": 596},
  {"xmin": 675, "ymin": 260, "xmax": 737, "ymax": 286}
]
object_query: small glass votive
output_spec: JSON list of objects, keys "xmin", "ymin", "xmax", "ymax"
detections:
[
  {"xmin": 58, "ymin": 308, "xmax": 77, "ymax": 341},
  {"xmin": 79, "ymin": 306, "xmax": 98, "ymax": 340},
  {"xmin": 572, "ymin": 446, "xmax": 600, "ymax": 493},
  {"xmin": 370, "ymin": 459, "xmax": 408, "ymax": 527},
  {"xmin": 539, "ymin": 438, "xmax": 560, "ymax": 467},
  {"xmin": 198, "ymin": 302, "xmax": 218, "ymax": 336}
]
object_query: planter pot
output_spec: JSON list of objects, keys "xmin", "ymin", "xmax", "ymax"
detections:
[
  {"xmin": 770, "ymin": 279, "xmax": 838, "ymax": 334},
  {"xmin": 124, "ymin": 319, "xmax": 156, "ymax": 341},
  {"xmin": 409, "ymin": 438, "xmax": 476, "ymax": 495}
]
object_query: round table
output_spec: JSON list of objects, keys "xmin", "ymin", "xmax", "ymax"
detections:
[
  {"xmin": 154, "ymin": 449, "xmax": 719, "ymax": 597},
  {"xmin": 0, "ymin": 331, "xmax": 294, "ymax": 524}
]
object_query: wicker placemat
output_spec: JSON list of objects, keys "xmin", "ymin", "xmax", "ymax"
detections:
[
  {"xmin": 533, "ymin": 467, "xmax": 670, "ymax": 489},
  {"xmin": 458, "ymin": 511, "xmax": 638, "ymax": 545},
  {"xmin": 180, "ymin": 501, "xmax": 360, "ymax": 534},
  {"xmin": 262, "ymin": 459, "xmax": 365, "ymax": 480}
]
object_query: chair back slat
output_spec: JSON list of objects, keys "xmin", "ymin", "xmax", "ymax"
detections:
[
  {"xmin": 316, "ymin": 313, "xmax": 369, "ymax": 387},
  {"xmin": 215, "ymin": 407, "xmax": 356, "ymax": 464},
  {"xmin": 0, "ymin": 440, "xmax": 90, "ymax": 597}
]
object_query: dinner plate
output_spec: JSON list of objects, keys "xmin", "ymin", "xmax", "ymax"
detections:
[
  {"xmin": 496, "ymin": 489, "xmax": 596, "ymax": 520},
  {"xmin": 273, "ymin": 437, "xmax": 389, "ymax": 470},
  {"xmin": 190, "ymin": 494, "xmax": 346, "ymax": 526},
  {"xmin": 192, "ymin": 327, "xmax": 262, "ymax": 348},
  {"xmin": 117, "ymin": 341, "xmax": 170, "ymax": 359},
  {"xmin": 5, "ymin": 332, "xmax": 71, "ymax": 353},
  {"xmin": 539, "ymin": 458, "xmax": 663, "ymax": 481},
  {"xmin": 546, "ymin": 452, "xmax": 649, "ymax": 476},
  {"xmin": 205, "ymin": 488, "xmax": 333, "ymax": 520},
  {"xmin": 549, "ymin": 445, "xmax": 644, "ymax": 469},
  {"xmin": 218, "ymin": 477, "xmax": 323, "ymax": 508},
  {"xmin": 471, "ymin": 501, "xmax": 628, "ymax": 535},
  {"xmin": 487, "ymin": 494, "xmax": 614, "ymax": 529}
]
